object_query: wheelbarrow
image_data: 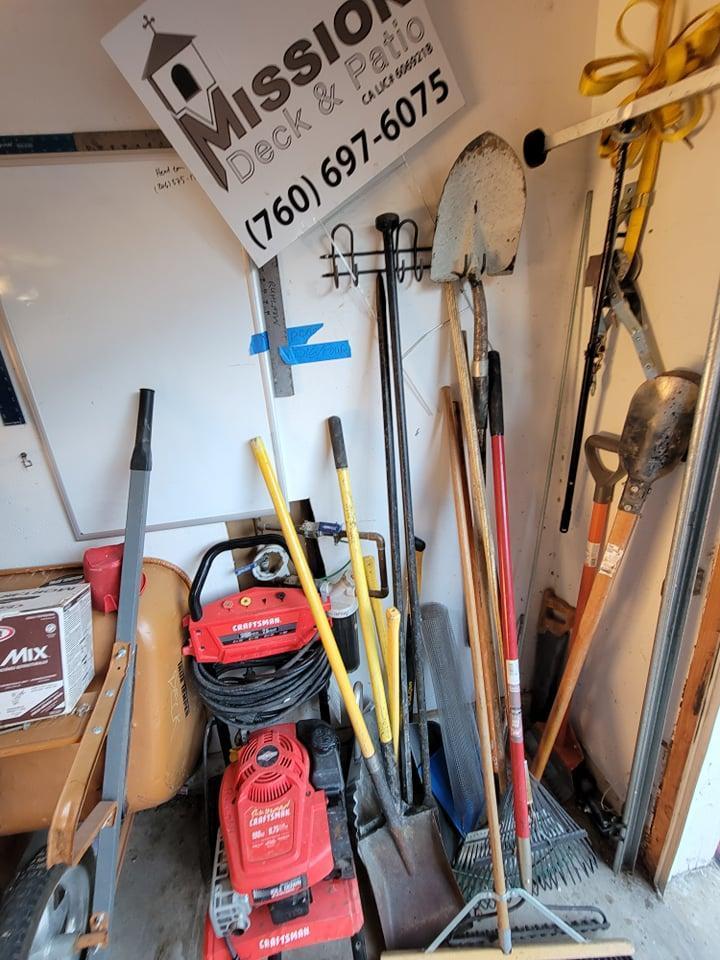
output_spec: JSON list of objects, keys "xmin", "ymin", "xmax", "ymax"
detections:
[
  {"xmin": 0, "ymin": 394, "xmax": 204, "ymax": 960},
  {"xmin": 0, "ymin": 555, "xmax": 205, "ymax": 958}
]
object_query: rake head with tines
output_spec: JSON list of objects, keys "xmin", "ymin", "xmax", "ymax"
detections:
[{"xmin": 455, "ymin": 778, "xmax": 597, "ymax": 898}]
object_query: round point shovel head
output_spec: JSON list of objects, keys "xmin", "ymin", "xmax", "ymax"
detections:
[
  {"xmin": 431, "ymin": 131, "xmax": 526, "ymax": 283},
  {"xmin": 620, "ymin": 372, "xmax": 699, "ymax": 487}
]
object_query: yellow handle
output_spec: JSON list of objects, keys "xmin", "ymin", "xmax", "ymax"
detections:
[
  {"xmin": 250, "ymin": 437, "xmax": 375, "ymax": 759},
  {"xmin": 364, "ymin": 554, "xmax": 389, "ymax": 668},
  {"xmin": 386, "ymin": 607, "xmax": 401, "ymax": 757},
  {"xmin": 336, "ymin": 466, "xmax": 393, "ymax": 747}
]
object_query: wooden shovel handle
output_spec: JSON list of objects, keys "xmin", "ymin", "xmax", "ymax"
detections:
[
  {"xmin": 442, "ymin": 387, "xmax": 503, "ymax": 781},
  {"xmin": 532, "ymin": 508, "xmax": 638, "ymax": 779},
  {"xmin": 444, "ymin": 285, "xmax": 506, "ymax": 722}
]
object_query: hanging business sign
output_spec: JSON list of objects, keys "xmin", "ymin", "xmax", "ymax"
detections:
[{"xmin": 103, "ymin": 0, "xmax": 464, "ymax": 265}]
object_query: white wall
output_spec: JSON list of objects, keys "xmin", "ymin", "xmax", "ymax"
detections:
[
  {"xmin": 0, "ymin": 0, "xmax": 599, "ymax": 662},
  {"xmin": 532, "ymin": 0, "xmax": 720, "ymax": 862}
]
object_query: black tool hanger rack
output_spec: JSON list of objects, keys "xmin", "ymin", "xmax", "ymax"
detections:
[{"xmin": 321, "ymin": 219, "xmax": 432, "ymax": 288}]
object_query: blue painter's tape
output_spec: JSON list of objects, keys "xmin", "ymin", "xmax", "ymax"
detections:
[
  {"xmin": 287, "ymin": 323, "xmax": 323, "ymax": 346},
  {"xmin": 280, "ymin": 340, "xmax": 352, "ymax": 365},
  {"xmin": 248, "ymin": 322, "xmax": 350, "ymax": 366},
  {"xmin": 249, "ymin": 331, "xmax": 269, "ymax": 355}
]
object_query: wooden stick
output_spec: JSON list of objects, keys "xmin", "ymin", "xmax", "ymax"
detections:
[
  {"xmin": 442, "ymin": 387, "xmax": 503, "ymax": 782},
  {"xmin": 443, "ymin": 284, "xmax": 511, "ymax": 951},
  {"xmin": 444, "ymin": 284, "xmax": 506, "ymax": 723},
  {"xmin": 532, "ymin": 509, "xmax": 638, "ymax": 779},
  {"xmin": 381, "ymin": 939, "xmax": 635, "ymax": 958}
]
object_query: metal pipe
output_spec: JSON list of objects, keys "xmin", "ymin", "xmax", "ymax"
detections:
[
  {"xmin": 614, "ymin": 274, "xmax": 720, "ymax": 872},
  {"xmin": 375, "ymin": 273, "xmax": 411, "ymax": 799}
]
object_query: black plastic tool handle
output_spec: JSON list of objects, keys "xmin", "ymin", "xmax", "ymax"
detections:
[
  {"xmin": 328, "ymin": 415, "xmax": 348, "ymax": 469},
  {"xmin": 188, "ymin": 535, "xmax": 288, "ymax": 622},
  {"xmin": 488, "ymin": 351, "xmax": 504, "ymax": 438},
  {"xmin": 130, "ymin": 388, "xmax": 154, "ymax": 471}
]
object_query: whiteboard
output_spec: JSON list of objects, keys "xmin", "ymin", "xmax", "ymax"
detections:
[{"xmin": 0, "ymin": 156, "xmax": 277, "ymax": 536}]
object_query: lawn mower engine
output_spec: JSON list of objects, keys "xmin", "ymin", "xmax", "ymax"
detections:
[{"xmin": 204, "ymin": 721, "xmax": 363, "ymax": 959}]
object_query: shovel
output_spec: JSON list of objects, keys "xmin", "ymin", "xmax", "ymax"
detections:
[
  {"xmin": 431, "ymin": 132, "xmax": 527, "ymax": 738},
  {"xmin": 250, "ymin": 436, "xmax": 464, "ymax": 951},
  {"xmin": 432, "ymin": 132, "xmax": 526, "ymax": 464},
  {"xmin": 532, "ymin": 372, "xmax": 699, "ymax": 779}
]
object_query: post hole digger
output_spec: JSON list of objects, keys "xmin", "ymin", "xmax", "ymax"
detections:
[
  {"xmin": 533, "ymin": 372, "xmax": 699, "ymax": 781},
  {"xmin": 532, "ymin": 435, "xmax": 627, "ymax": 777},
  {"xmin": 250, "ymin": 435, "xmax": 464, "ymax": 952}
]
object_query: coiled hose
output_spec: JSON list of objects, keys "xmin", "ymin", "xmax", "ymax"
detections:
[{"xmin": 191, "ymin": 635, "xmax": 331, "ymax": 728}]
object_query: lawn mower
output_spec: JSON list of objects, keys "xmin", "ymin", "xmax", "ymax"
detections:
[{"xmin": 203, "ymin": 721, "xmax": 363, "ymax": 960}]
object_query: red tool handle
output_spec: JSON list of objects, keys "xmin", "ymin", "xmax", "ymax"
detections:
[{"xmin": 488, "ymin": 352, "xmax": 532, "ymax": 856}]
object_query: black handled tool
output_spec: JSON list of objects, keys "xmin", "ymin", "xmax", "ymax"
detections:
[
  {"xmin": 375, "ymin": 212, "xmax": 432, "ymax": 809},
  {"xmin": 560, "ymin": 139, "xmax": 629, "ymax": 533}
]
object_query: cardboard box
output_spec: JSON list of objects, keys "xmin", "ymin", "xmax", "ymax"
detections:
[{"xmin": 0, "ymin": 581, "xmax": 94, "ymax": 728}]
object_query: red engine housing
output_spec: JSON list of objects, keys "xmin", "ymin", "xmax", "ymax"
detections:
[
  {"xmin": 204, "ymin": 724, "xmax": 363, "ymax": 960},
  {"xmin": 219, "ymin": 724, "xmax": 333, "ymax": 904},
  {"xmin": 184, "ymin": 587, "xmax": 330, "ymax": 664}
]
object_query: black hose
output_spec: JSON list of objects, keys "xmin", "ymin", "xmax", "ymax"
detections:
[{"xmin": 191, "ymin": 637, "xmax": 331, "ymax": 728}]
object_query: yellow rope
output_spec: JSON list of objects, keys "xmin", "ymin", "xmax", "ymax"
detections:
[{"xmin": 580, "ymin": 0, "xmax": 720, "ymax": 260}]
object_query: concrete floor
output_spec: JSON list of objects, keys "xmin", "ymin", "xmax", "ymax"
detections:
[{"xmin": 112, "ymin": 796, "xmax": 720, "ymax": 960}]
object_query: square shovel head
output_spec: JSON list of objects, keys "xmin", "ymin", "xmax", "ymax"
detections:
[
  {"xmin": 357, "ymin": 807, "xmax": 464, "ymax": 950},
  {"xmin": 431, "ymin": 131, "xmax": 526, "ymax": 282}
]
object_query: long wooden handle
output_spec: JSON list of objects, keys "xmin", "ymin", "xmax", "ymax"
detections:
[
  {"xmin": 381, "ymin": 940, "xmax": 635, "ymax": 959},
  {"xmin": 442, "ymin": 287, "xmax": 511, "ymax": 947},
  {"xmin": 444, "ymin": 284, "xmax": 506, "ymax": 731},
  {"xmin": 532, "ymin": 508, "xmax": 638, "ymax": 778},
  {"xmin": 557, "ymin": 499, "xmax": 611, "ymax": 745},
  {"xmin": 442, "ymin": 387, "xmax": 503, "ymax": 779}
]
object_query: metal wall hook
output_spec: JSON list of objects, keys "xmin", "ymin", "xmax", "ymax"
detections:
[
  {"xmin": 321, "ymin": 218, "xmax": 432, "ymax": 288},
  {"xmin": 328, "ymin": 222, "xmax": 358, "ymax": 289},
  {"xmin": 396, "ymin": 218, "xmax": 424, "ymax": 282}
]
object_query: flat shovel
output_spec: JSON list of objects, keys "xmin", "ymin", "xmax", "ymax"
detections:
[
  {"xmin": 533, "ymin": 371, "xmax": 699, "ymax": 778},
  {"xmin": 250, "ymin": 436, "xmax": 464, "ymax": 951}
]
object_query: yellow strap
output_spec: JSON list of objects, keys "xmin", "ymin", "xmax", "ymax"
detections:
[{"xmin": 579, "ymin": 0, "xmax": 720, "ymax": 261}]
